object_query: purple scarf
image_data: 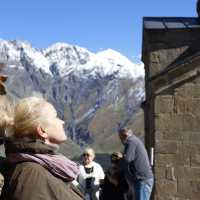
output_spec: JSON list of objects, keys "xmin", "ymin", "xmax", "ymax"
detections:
[{"xmin": 8, "ymin": 153, "xmax": 80, "ymax": 181}]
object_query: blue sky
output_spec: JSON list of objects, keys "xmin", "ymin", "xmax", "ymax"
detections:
[{"xmin": 0, "ymin": 0, "xmax": 197, "ymax": 62}]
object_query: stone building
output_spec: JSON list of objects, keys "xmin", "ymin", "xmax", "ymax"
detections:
[
  {"xmin": 142, "ymin": 17, "xmax": 200, "ymax": 200},
  {"xmin": 0, "ymin": 63, "xmax": 11, "ymax": 192},
  {"xmin": 0, "ymin": 63, "xmax": 9, "ymax": 152}
]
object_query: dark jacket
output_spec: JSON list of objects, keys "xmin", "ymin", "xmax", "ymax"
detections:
[
  {"xmin": 100, "ymin": 160, "xmax": 129, "ymax": 200},
  {"xmin": 0, "ymin": 138, "xmax": 83, "ymax": 200}
]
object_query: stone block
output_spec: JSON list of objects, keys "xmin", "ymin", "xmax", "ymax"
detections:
[
  {"xmin": 176, "ymin": 143, "xmax": 191, "ymax": 166},
  {"xmin": 155, "ymin": 179, "xmax": 177, "ymax": 196},
  {"xmin": 166, "ymin": 166, "xmax": 176, "ymax": 181},
  {"xmin": 155, "ymin": 114, "xmax": 184, "ymax": 131},
  {"xmin": 174, "ymin": 166, "xmax": 200, "ymax": 180},
  {"xmin": 154, "ymin": 166, "xmax": 166, "ymax": 179},
  {"xmin": 175, "ymin": 83, "xmax": 200, "ymax": 99},
  {"xmin": 149, "ymin": 52, "xmax": 162, "ymax": 76},
  {"xmin": 155, "ymin": 140, "xmax": 178, "ymax": 154},
  {"xmin": 192, "ymin": 84, "xmax": 200, "ymax": 98},
  {"xmin": 190, "ymin": 180, "xmax": 200, "ymax": 194},
  {"xmin": 177, "ymin": 143, "xmax": 191, "ymax": 153},
  {"xmin": 163, "ymin": 131, "xmax": 190, "ymax": 141},
  {"xmin": 177, "ymin": 179, "xmax": 200, "ymax": 200},
  {"xmin": 177, "ymin": 179, "xmax": 191, "ymax": 198},
  {"xmin": 183, "ymin": 115, "xmax": 200, "ymax": 131},
  {"xmin": 175, "ymin": 83, "xmax": 195, "ymax": 99},
  {"xmin": 174, "ymin": 97, "xmax": 187, "ymax": 114},
  {"xmin": 155, "ymin": 95, "xmax": 174, "ymax": 114},
  {"xmin": 187, "ymin": 99, "xmax": 200, "ymax": 116},
  {"xmin": 154, "ymin": 113, "xmax": 200, "ymax": 132},
  {"xmin": 155, "ymin": 154, "xmax": 176, "ymax": 166},
  {"xmin": 190, "ymin": 144, "xmax": 200, "ymax": 167},
  {"xmin": 190, "ymin": 132, "xmax": 200, "ymax": 144},
  {"xmin": 154, "ymin": 130, "xmax": 190, "ymax": 142},
  {"xmin": 155, "ymin": 165, "xmax": 177, "ymax": 180},
  {"xmin": 155, "ymin": 151, "xmax": 190, "ymax": 167},
  {"xmin": 154, "ymin": 196, "xmax": 176, "ymax": 200},
  {"xmin": 175, "ymin": 198, "xmax": 192, "ymax": 200},
  {"xmin": 191, "ymin": 154, "xmax": 200, "ymax": 167},
  {"xmin": 174, "ymin": 97, "xmax": 200, "ymax": 116},
  {"xmin": 155, "ymin": 131, "xmax": 164, "ymax": 140},
  {"xmin": 155, "ymin": 130, "xmax": 190, "ymax": 141},
  {"xmin": 176, "ymin": 154, "xmax": 190, "ymax": 166}
]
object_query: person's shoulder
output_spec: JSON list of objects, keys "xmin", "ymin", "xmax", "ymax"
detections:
[
  {"xmin": 17, "ymin": 161, "xmax": 44, "ymax": 170},
  {"xmin": 14, "ymin": 162, "xmax": 70, "ymax": 188},
  {"xmin": 128, "ymin": 135, "xmax": 141, "ymax": 143},
  {"xmin": 7, "ymin": 161, "xmax": 51, "ymax": 191},
  {"xmin": 92, "ymin": 161, "xmax": 102, "ymax": 169},
  {"xmin": 8, "ymin": 162, "xmax": 83, "ymax": 200},
  {"xmin": 79, "ymin": 164, "xmax": 85, "ymax": 170},
  {"xmin": 15, "ymin": 161, "xmax": 48, "ymax": 177},
  {"xmin": 92, "ymin": 161, "xmax": 102, "ymax": 167}
]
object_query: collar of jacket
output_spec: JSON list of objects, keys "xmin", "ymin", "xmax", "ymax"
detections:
[
  {"xmin": 4, "ymin": 137, "xmax": 59, "ymax": 155},
  {"xmin": 123, "ymin": 134, "xmax": 133, "ymax": 145}
]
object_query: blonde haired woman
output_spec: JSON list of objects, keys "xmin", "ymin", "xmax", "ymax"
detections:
[
  {"xmin": 0, "ymin": 97, "xmax": 83, "ymax": 200},
  {"xmin": 76, "ymin": 147, "xmax": 105, "ymax": 200}
]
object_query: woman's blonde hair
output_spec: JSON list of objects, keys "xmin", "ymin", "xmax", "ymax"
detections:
[{"xmin": 12, "ymin": 97, "xmax": 55, "ymax": 138}]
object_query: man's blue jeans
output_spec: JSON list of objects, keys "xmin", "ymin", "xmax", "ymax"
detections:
[{"xmin": 133, "ymin": 178, "xmax": 154, "ymax": 200}]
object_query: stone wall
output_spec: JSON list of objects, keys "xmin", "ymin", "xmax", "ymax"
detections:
[
  {"xmin": 0, "ymin": 63, "xmax": 9, "ymax": 193},
  {"xmin": 154, "ymin": 80, "xmax": 200, "ymax": 199},
  {"xmin": 143, "ymin": 26, "xmax": 200, "ymax": 199}
]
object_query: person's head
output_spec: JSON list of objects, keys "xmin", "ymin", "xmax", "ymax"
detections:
[
  {"xmin": 111, "ymin": 151, "xmax": 123, "ymax": 165},
  {"xmin": 118, "ymin": 127, "xmax": 133, "ymax": 144},
  {"xmin": 11, "ymin": 97, "xmax": 66, "ymax": 144},
  {"xmin": 82, "ymin": 147, "xmax": 95, "ymax": 165}
]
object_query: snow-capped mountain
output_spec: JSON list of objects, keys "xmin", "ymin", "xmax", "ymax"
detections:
[
  {"xmin": 0, "ymin": 39, "xmax": 145, "ymax": 149},
  {"xmin": 43, "ymin": 42, "xmax": 144, "ymax": 79}
]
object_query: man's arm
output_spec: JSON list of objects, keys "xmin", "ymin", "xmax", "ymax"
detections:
[{"xmin": 124, "ymin": 140, "xmax": 136, "ymax": 162}]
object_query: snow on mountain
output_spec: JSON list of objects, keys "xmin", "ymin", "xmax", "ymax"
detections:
[
  {"xmin": 43, "ymin": 43, "xmax": 92, "ymax": 76},
  {"xmin": 0, "ymin": 40, "xmax": 144, "ymax": 79},
  {"xmin": 0, "ymin": 40, "xmax": 52, "ymax": 75},
  {"xmin": 43, "ymin": 42, "xmax": 144, "ymax": 79},
  {"xmin": 23, "ymin": 49, "xmax": 51, "ymax": 75},
  {"xmin": 96, "ymin": 49, "xmax": 144, "ymax": 78}
]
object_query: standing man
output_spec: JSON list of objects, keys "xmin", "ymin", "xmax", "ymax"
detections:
[{"xmin": 118, "ymin": 127, "xmax": 153, "ymax": 200}]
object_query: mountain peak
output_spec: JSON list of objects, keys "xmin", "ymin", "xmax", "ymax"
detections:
[
  {"xmin": 43, "ymin": 42, "xmax": 91, "ymax": 55},
  {"xmin": 45, "ymin": 42, "xmax": 73, "ymax": 51},
  {"xmin": 97, "ymin": 48, "xmax": 125, "ymax": 58},
  {"xmin": 96, "ymin": 48, "xmax": 144, "ymax": 79}
]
